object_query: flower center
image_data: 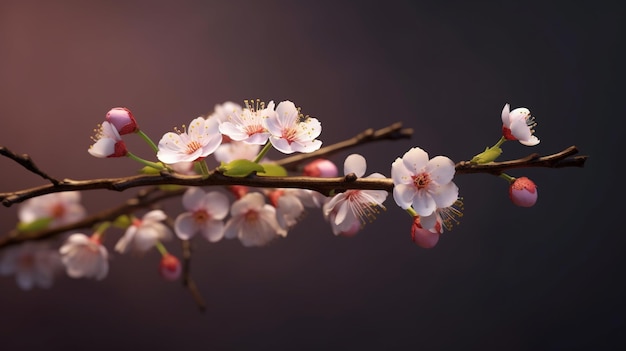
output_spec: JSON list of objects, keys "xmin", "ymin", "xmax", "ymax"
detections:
[
  {"xmin": 281, "ymin": 127, "xmax": 297, "ymax": 144},
  {"xmin": 18, "ymin": 253, "xmax": 35, "ymax": 268},
  {"xmin": 50, "ymin": 203, "xmax": 66, "ymax": 219},
  {"xmin": 243, "ymin": 124, "xmax": 265, "ymax": 136},
  {"xmin": 193, "ymin": 209, "xmax": 210, "ymax": 223},
  {"xmin": 245, "ymin": 210, "xmax": 259, "ymax": 222},
  {"xmin": 186, "ymin": 140, "xmax": 202, "ymax": 154},
  {"xmin": 412, "ymin": 172, "xmax": 431, "ymax": 190},
  {"xmin": 346, "ymin": 190, "xmax": 384, "ymax": 224}
]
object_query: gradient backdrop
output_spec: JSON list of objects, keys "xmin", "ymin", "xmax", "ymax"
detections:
[{"xmin": 1, "ymin": 1, "xmax": 624, "ymax": 350}]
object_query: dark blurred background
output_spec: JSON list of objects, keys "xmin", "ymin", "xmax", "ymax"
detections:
[{"xmin": 0, "ymin": 0, "xmax": 623, "ymax": 350}]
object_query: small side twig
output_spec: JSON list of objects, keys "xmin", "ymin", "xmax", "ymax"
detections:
[
  {"xmin": 1, "ymin": 146, "xmax": 60, "ymax": 185},
  {"xmin": 181, "ymin": 239, "xmax": 207, "ymax": 312},
  {"xmin": 276, "ymin": 122, "xmax": 413, "ymax": 170},
  {"xmin": 455, "ymin": 145, "xmax": 587, "ymax": 175}
]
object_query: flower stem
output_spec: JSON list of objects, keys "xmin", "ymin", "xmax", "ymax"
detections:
[
  {"xmin": 494, "ymin": 136, "xmax": 507, "ymax": 149},
  {"xmin": 127, "ymin": 152, "xmax": 165, "ymax": 170},
  {"xmin": 92, "ymin": 221, "xmax": 112, "ymax": 242},
  {"xmin": 406, "ymin": 207, "xmax": 418, "ymax": 217},
  {"xmin": 197, "ymin": 159, "xmax": 210, "ymax": 179},
  {"xmin": 155, "ymin": 240, "xmax": 169, "ymax": 256},
  {"xmin": 499, "ymin": 172, "xmax": 516, "ymax": 183},
  {"xmin": 253, "ymin": 142, "xmax": 273, "ymax": 164},
  {"xmin": 137, "ymin": 130, "xmax": 159, "ymax": 153}
]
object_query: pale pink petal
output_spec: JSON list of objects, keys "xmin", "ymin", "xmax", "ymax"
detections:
[
  {"xmin": 114, "ymin": 226, "xmax": 136, "ymax": 253},
  {"xmin": 501, "ymin": 103, "xmax": 511, "ymax": 125},
  {"xmin": 510, "ymin": 118, "xmax": 532, "ymax": 142},
  {"xmin": 391, "ymin": 158, "xmax": 413, "ymax": 185},
  {"xmin": 334, "ymin": 198, "xmax": 350, "ymax": 225},
  {"xmin": 430, "ymin": 182, "xmax": 459, "ymax": 209},
  {"xmin": 519, "ymin": 135, "xmax": 540, "ymax": 146},
  {"xmin": 412, "ymin": 190, "xmax": 436, "ymax": 216},
  {"xmin": 402, "ymin": 147, "xmax": 429, "ymax": 174},
  {"xmin": 174, "ymin": 213, "xmax": 198, "ymax": 240},
  {"xmin": 269, "ymin": 137, "xmax": 294, "ymax": 154},
  {"xmin": 182, "ymin": 187, "xmax": 206, "ymax": 211},
  {"xmin": 219, "ymin": 122, "xmax": 250, "ymax": 141},
  {"xmin": 392, "ymin": 184, "xmax": 415, "ymax": 209},
  {"xmin": 200, "ymin": 191, "xmax": 230, "ymax": 219},
  {"xmin": 425, "ymin": 156, "xmax": 456, "ymax": 185},
  {"xmin": 142, "ymin": 210, "xmax": 168, "ymax": 222},
  {"xmin": 201, "ymin": 220, "xmax": 225, "ymax": 242},
  {"xmin": 88, "ymin": 138, "xmax": 116, "ymax": 158},
  {"xmin": 344, "ymin": 154, "xmax": 367, "ymax": 177},
  {"xmin": 419, "ymin": 213, "xmax": 438, "ymax": 231},
  {"xmin": 290, "ymin": 139, "xmax": 322, "ymax": 153}
]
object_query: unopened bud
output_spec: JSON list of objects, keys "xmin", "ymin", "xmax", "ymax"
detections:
[
  {"xmin": 303, "ymin": 159, "xmax": 338, "ymax": 177},
  {"xmin": 411, "ymin": 216, "xmax": 440, "ymax": 249},
  {"xmin": 159, "ymin": 254, "xmax": 182, "ymax": 281},
  {"xmin": 106, "ymin": 107, "xmax": 138, "ymax": 135},
  {"xmin": 509, "ymin": 176, "xmax": 538, "ymax": 207}
]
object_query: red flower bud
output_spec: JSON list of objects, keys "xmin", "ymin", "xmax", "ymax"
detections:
[
  {"xmin": 159, "ymin": 254, "xmax": 182, "ymax": 281},
  {"xmin": 509, "ymin": 176, "xmax": 538, "ymax": 207},
  {"xmin": 106, "ymin": 107, "xmax": 138, "ymax": 135},
  {"xmin": 303, "ymin": 159, "xmax": 338, "ymax": 177},
  {"xmin": 411, "ymin": 216, "xmax": 440, "ymax": 249}
]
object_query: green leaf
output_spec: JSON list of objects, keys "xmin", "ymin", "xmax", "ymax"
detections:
[
  {"xmin": 219, "ymin": 159, "xmax": 265, "ymax": 177},
  {"xmin": 470, "ymin": 145, "xmax": 502, "ymax": 164},
  {"xmin": 17, "ymin": 217, "xmax": 53, "ymax": 232},
  {"xmin": 257, "ymin": 163, "xmax": 287, "ymax": 176}
]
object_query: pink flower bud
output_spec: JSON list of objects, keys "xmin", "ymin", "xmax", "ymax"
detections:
[
  {"xmin": 509, "ymin": 176, "xmax": 538, "ymax": 207},
  {"xmin": 106, "ymin": 107, "xmax": 138, "ymax": 135},
  {"xmin": 411, "ymin": 216, "xmax": 440, "ymax": 249},
  {"xmin": 303, "ymin": 159, "xmax": 338, "ymax": 177},
  {"xmin": 159, "ymin": 254, "xmax": 182, "ymax": 281}
]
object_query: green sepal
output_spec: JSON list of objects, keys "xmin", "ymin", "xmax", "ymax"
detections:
[
  {"xmin": 139, "ymin": 165, "xmax": 161, "ymax": 175},
  {"xmin": 16, "ymin": 217, "xmax": 53, "ymax": 232},
  {"xmin": 219, "ymin": 159, "xmax": 265, "ymax": 177},
  {"xmin": 470, "ymin": 145, "xmax": 502, "ymax": 164},
  {"xmin": 257, "ymin": 163, "xmax": 288, "ymax": 177},
  {"xmin": 112, "ymin": 214, "xmax": 132, "ymax": 229}
]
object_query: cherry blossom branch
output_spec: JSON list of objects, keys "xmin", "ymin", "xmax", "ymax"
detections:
[
  {"xmin": 0, "ymin": 187, "xmax": 185, "ymax": 249},
  {"xmin": 0, "ymin": 145, "xmax": 587, "ymax": 208}
]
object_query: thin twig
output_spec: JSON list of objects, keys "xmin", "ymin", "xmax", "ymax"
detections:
[
  {"xmin": 1, "ymin": 146, "xmax": 60, "ymax": 185},
  {"xmin": 276, "ymin": 122, "xmax": 413, "ymax": 169},
  {"xmin": 455, "ymin": 145, "xmax": 587, "ymax": 175},
  {"xmin": 181, "ymin": 239, "xmax": 207, "ymax": 312}
]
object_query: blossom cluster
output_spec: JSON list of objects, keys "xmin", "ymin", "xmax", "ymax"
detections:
[{"xmin": 1, "ymin": 101, "xmax": 542, "ymax": 290}]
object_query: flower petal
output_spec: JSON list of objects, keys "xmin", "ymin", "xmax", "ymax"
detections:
[
  {"xmin": 344, "ymin": 154, "xmax": 367, "ymax": 177},
  {"xmin": 392, "ymin": 183, "xmax": 415, "ymax": 209},
  {"xmin": 182, "ymin": 187, "xmax": 206, "ymax": 211},
  {"xmin": 425, "ymin": 156, "xmax": 456, "ymax": 185},
  {"xmin": 201, "ymin": 191, "xmax": 230, "ymax": 219},
  {"xmin": 431, "ymin": 182, "xmax": 459, "ymax": 209},
  {"xmin": 501, "ymin": 103, "xmax": 511, "ymax": 125},
  {"xmin": 174, "ymin": 213, "xmax": 198, "ymax": 240},
  {"xmin": 412, "ymin": 190, "xmax": 436, "ymax": 216},
  {"xmin": 402, "ymin": 147, "xmax": 429, "ymax": 174},
  {"xmin": 201, "ymin": 220, "xmax": 225, "ymax": 242},
  {"xmin": 391, "ymin": 157, "xmax": 413, "ymax": 185}
]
